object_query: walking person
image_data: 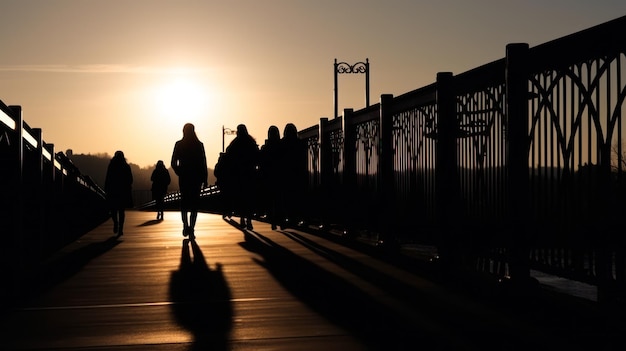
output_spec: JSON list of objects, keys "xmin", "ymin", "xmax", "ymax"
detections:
[
  {"xmin": 171, "ymin": 123, "xmax": 208, "ymax": 239},
  {"xmin": 278, "ymin": 123, "xmax": 307, "ymax": 228},
  {"xmin": 223, "ymin": 124, "xmax": 259, "ymax": 230},
  {"xmin": 105, "ymin": 150, "xmax": 133, "ymax": 237},
  {"xmin": 258, "ymin": 125, "xmax": 281, "ymax": 229},
  {"xmin": 151, "ymin": 160, "xmax": 171, "ymax": 220}
]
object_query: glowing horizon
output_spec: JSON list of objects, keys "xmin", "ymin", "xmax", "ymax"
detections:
[{"xmin": 1, "ymin": 1, "xmax": 624, "ymax": 169}]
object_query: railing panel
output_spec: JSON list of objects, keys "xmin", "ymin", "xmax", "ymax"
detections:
[
  {"xmin": 320, "ymin": 117, "xmax": 345, "ymax": 226},
  {"xmin": 527, "ymin": 51, "xmax": 626, "ymax": 288},
  {"xmin": 299, "ymin": 124, "xmax": 321, "ymax": 223},
  {"xmin": 391, "ymin": 90, "xmax": 438, "ymax": 242},
  {"xmin": 326, "ymin": 117, "xmax": 344, "ymax": 184},
  {"xmin": 350, "ymin": 109, "xmax": 380, "ymax": 233},
  {"xmin": 456, "ymin": 82, "xmax": 508, "ymax": 231},
  {"xmin": 519, "ymin": 17, "xmax": 626, "ymax": 299}
]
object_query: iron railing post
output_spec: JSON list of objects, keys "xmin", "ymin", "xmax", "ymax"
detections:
[
  {"xmin": 435, "ymin": 72, "xmax": 460, "ymax": 272},
  {"xmin": 379, "ymin": 94, "xmax": 395, "ymax": 247},
  {"xmin": 505, "ymin": 43, "xmax": 532, "ymax": 286}
]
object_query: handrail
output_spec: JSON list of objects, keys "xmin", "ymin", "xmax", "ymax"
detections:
[{"xmin": 0, "ymin": 99, "xmax": 109, "ymax": 263}]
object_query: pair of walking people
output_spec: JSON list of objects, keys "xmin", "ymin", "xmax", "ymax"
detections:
[
  {"xmin": 172, "ymin": 123, "xmax": 260, "ymax": 236},
  {"xmin": 258, "ymin": 123, "xmax": 307, "ymax": 230}
]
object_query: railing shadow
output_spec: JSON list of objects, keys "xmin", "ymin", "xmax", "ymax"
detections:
[
  {"xmin": 235, "ymin": 225, "xmax": 626, "ymax": 350},
  {"xmin": 279, "ymin": 230, "xmax": 432, "ymax": 302},
  {"xmin": 237, "ymin": 228, "xmax": 432, "ymax": 350},
  {"xmin": 169, "ymin": 239, "xmax": 232, "ymax": 351}
]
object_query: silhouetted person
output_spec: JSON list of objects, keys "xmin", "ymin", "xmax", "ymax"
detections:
[
  {"xmin": 223, "ymin": 124, "xmax": 259, "ymax": 230},
  {"xmin": 151, "ymin": 160, "xmax": 171, "ymax": 220},
  {"xmin": 258, "ymin": 125, "xmax": 281, "ymax": 229},
  {"xmin": 278, "ymin": 123, "xmax": 307, "ymax": 228},
  {"xmin": 105, "ymin": 150, "xmax": 133, "ymax": 237},
  {"xmin": 214, "ymin": 151, "xmax": 235, "ymax": 219},
  {"xmin": 171, "ymin": 123, "xmax": 208, "ymax": 239}
]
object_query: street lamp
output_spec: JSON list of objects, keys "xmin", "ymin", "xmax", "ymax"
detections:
[
  {"xmin": 334, "ymin": 58, "xmax": 370, "ymax": 118},
  {"xmin": 222, "ymin": 125, "xmax": 236, "ymax": 152}
]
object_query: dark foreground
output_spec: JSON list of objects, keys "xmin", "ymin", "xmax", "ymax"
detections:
[{"xmin": 0, "ymin": 211, "xmax": 624, "ymax": 350}]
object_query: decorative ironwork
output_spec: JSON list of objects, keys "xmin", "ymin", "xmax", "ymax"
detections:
[
  {"xmin": 528, "ymin": 54, "xmax": 625, "ymax": 174},
  {"xmin": 393, "ymin": 105, "xmax": 437, "ymax": 166},
  {"xmin": 306, "ymin": 135, "xmax": 320, "ymax": 187},
  {"xmin": 335, "ymin": 61, "xmax": 368, "ymax": 74},
  {"xmin": 455, "ymin": 84, "xmax": 508, "ymax": 221},
  {"xmin": 527, "ymin": 53, "xmax": 626, "ymax": 230},
  {"xmin": 222, "ymin": 125, "xmax": 236, "ymax": 152},
  {"xmin": 522, "ymin": 47, "xmax": 626, "ymax": 287},
  {"xmin": 456, "ymin": 86, "xmax": 506, "ymax": 161},
  {"xmin": 354, "ymin": 119, "xmax": 379, "ymax": 180},
  {"xmin": 329, "ymin": 128, "xmax": 344, "ymax": 173},
  {"xmin": 334, "ymin": 58, "xmax": 370, "ymax": 118},
  {"xmin": 391, "ymin": 104, "xmax": 438, "ymax": 222}
]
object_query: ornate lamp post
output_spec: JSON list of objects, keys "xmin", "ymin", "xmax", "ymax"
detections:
[
  {"xmin": 222, "ymin": 125, "xmax": 236, "ymax": 152},
  {"xmin": 334, "ymin": 58, "xmax": 370, "ymax": 118}
]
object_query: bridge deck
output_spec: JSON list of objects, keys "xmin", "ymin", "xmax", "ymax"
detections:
[{"xmin": 0, "ymin": 211, "xmax": 623, "ymax": 350}]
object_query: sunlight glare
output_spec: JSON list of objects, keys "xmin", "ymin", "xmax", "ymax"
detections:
[
  {"xmin": 141, "ymin": 67, "xmax": 226, "ymax": 158},
  {"xmin": 152, "ymin": 75, "xmax": 213, "ymax": 125}
]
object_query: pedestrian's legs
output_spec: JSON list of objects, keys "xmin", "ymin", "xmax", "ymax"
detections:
[
  {"xmin": 181, "ymin": 209, "xmax": 189, "ymax": 237},
  {"xmin": 156, "ymin": 198, "xmax": 164, "ymax": 219},
  {"xmin": 118, "ymin": 209, "xmax": 126, "ymax": 236},
  {"xmin": 189, "ymin": 210, "xmax": 198, "ymax": 239},
  {"xmin": 111, "ymin": 209, "xmax": 119, "ymax": 233}
]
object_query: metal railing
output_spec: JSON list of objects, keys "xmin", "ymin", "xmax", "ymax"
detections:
[
  {"xmin": 293, "ymin": 15, "xmax": 626, "ymax": 304},
  {"xmin": 0, "ymin": 101, "xmax": 110, "ymax": 299},
  {"xmin": 137, "ymin": 184, "xmax": 221, "ymax": 211}
]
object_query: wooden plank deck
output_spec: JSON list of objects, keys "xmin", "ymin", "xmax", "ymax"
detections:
[{"xmin": 0, "ymin": 210, "xmax": 623, "ymax": 350}]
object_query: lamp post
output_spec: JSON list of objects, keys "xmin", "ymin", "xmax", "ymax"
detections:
[
  {"xmin": 334, "ymin": 58, "xmax": 370, "ymax": 118},
  {"xmin": 222, "ymin": 125, "xmax": 236, "ymax": 152}
]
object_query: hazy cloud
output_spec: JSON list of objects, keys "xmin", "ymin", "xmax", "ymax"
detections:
[{"xmin": 0, "ymin": 65, "xmax": 210, "ymax": 74}]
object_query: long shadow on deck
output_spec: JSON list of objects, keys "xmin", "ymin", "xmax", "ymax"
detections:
[
  {"xmin": 239, "ymin": 228, "xmax": 452, "ymax": 350},
  {"xmin": 169, "ymin": 238, "xmax": 233, "ymax": 351},
  {"xmin": 238, "ymin": 226, "xmax": 625, "ymax": 351},
  {"xmin": 137, "ymin": 219, "xmax": 163, "ymax": 227}
]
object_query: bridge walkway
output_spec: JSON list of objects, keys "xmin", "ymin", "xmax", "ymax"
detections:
[{"xmin": 0, "ymin": 210, "xmax": 623, "ymax": 350}]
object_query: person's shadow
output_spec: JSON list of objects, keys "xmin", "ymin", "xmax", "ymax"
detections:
[{"xmin": 169, "ymin": 239, "xmax": 232, "ymax": 350}]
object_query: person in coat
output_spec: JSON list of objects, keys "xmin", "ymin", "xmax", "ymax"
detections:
[
  {"xmin": 171, "ymin": 123, "xmax": 208, "ymax": 239},
  {"xmin": 151, "ymin": 160, "xmax": 171, "ymax": 220},
  {"xmin": 223, "ymin": 124, "xmax": 259, "ymax": 230},
  {"xmin": 277, "ymin": 123, "xmax": 307, "ymax": 228},
  {"xmin": 105, "ymin": 150, "xmax": 133, "ymax": 237},
  {"xmin": 258, "ymin": 125, "xmax": 281, "ymax": 229}
]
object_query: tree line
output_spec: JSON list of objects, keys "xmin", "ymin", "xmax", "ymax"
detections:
[{"xmin": 66, "ymin": 150, "xmax": 217, "ymax": 193}]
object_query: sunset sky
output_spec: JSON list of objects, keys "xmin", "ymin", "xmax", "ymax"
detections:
[{"xmin": 1, "ymin": 0, "xmax": 625, "ymax": 170}]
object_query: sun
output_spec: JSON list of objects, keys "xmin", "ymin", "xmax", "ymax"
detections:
[
  {"xmin": 142, "ymin": 68, "xmax": 224, "ymax": 143},
  {"xmin": 152, "ymin": 74, "xmax": 213, "ymax": 124}
]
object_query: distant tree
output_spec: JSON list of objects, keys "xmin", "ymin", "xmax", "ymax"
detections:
[
  {"xmin": 68, "ymin": 153, "xmax": 109, "ymax": 189},
  {"xmin": 611, "ymin": 142, "xmax": 626, "ymax": 172}
]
